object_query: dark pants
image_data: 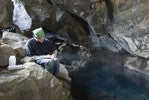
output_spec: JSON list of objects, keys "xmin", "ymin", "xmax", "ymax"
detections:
[{"xmin": 35, "ymin": 58, "xmax": 60, "ymax": 75}]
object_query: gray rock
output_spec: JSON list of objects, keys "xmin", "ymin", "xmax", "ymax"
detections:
[
  {"xmin": 124, "ymin": 56, "xmax": 149, "ymax": 75},
  {"xmin": 109, "ymin": 0, "xmax": 149, "ymax": 58},
  {"xmin": 58, "ymin": 64, "xmax": 71, "ymax": 82},
  {"xmin": 52, "ymin": 0, "xmax": 149, "ymax": 58},
  {"xmin": 110, "ymin": 29, "xmax": 149, "ymax": 58},
  {"xmin": 2, "ymin": 31, "xmax": 28, "ymax": 48},
  {"xmin": 97, "ymin": 35, "xmax": 122, "ymax": 52}
]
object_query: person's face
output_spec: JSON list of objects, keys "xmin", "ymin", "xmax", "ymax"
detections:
[{"xmin": 35, "ymin": 38, "xmax": 44, "ymax": 43}]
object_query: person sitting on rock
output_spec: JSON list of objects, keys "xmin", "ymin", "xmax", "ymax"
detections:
[{"xmin": 25, "ymin": 27, "xmax": 60, "ymax": 75}]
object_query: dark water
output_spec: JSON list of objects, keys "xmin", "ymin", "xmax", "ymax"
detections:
[{"xmin": 70, "ymin": 61, "xmax": 149, "ymax": 100}]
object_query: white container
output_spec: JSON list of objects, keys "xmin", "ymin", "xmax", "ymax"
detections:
[
  {"xmin": 8, "ymin": 65, "xmax": 24, "ymax": 70},
  {"xmin": 9, "ymin": 55, "xmax": 16, "ymax": 66},
  {"xmin": 8, "ymin": 56, "xmax": 24, "ymax": 70}
]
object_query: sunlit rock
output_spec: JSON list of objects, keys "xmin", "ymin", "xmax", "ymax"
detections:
[
  {"xmin": 51, "ymin": 0, "xmax": 149, "ymax": 57},
  {"xmin": 0, "ymin": 62, "xmax": 71, "ymax": 100},
  {"xmin": 2, "ymin": 31, "xmax": 28, "ymax": 48},
  {"xmin": 1, "ymin": 31, "xmax": 27, "ymax": 64},
  {"xmin": 12, "ymin": 0, "xmax": 32, "ymax": 31}
]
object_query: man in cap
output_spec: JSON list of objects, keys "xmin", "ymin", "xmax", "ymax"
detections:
[{"xmin": 25, "ymin": 27, "xmax": 59, "ymax": 75}]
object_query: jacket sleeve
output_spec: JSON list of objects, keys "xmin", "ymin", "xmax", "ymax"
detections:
[{"xmin": 25, "ymin": 40, "xmax": 35, "ymax": 56}]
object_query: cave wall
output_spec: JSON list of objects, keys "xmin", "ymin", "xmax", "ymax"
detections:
[
  {"xmin": 0, "ymin": 0, "xmax": 149, "ymax": 58},
  {"xmin": 0, "ymin": 0, "xmax": 91, "ymax": 45},
  {"xmin": 110, "ymin": 0, "xmax": 149, "ymax": 58},
  {"xmin": 51, "ymin": 0, "xmax": 149, "ymax": 58}
]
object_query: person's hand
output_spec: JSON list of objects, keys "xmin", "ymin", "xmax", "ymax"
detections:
[
  {"xmin": 44, "ymin": 55, "xmax": 51, "ymax": 58},
  {"xmin": 50, "ymin": 53, "xmax": 57, "ymax": 58}
]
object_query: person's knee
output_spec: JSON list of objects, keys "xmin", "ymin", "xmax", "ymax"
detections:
[
  {"xmin": 47, "ymin": 59, "xmax": 59, "ymax": 74},
  {"xmin": 53, "ymin": 58, "xmax": 58, "ymax": 61},
  {"xmin": 53, "ymin": 58, "xmax": 60, "ymax": 64},
  {"xmin": 47, "ymin": 59, "xmax": 54, "ymax": 66}
]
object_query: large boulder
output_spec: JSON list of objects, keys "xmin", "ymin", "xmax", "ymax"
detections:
[
  {"xmin": 0, "ymin": 44, "xmax": 15, "ymax": 66},
  {"xmin": 2, "ymin": 31, "xmax": 28, "ymax": 48},
  {"xmin": 1, "ymin": 31, "xmax": 28, "ymax": 64},
  {"xmin": 0, "ymin": 62, "xmax": 72, "ymax": 100}
]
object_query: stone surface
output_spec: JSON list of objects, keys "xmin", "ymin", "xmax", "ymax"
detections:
[
  {"xmin": 0, "ymin": 0, "xmax": 91, "ymax": 46},
  {"xmin": 0, "ymin": 62, "xmax": 71, "ymax": 100},
  {"xmin": 70, "ymin": 49, "xmax": 149, "ymax": 100},
  {"xmin": 95, "ymin": 35, "xmax": 122, "ymax": 52},
  {"xmin": 51, "ymin": 0, "xmax": 149, "ymax": 58},
  {"xmin": 22, "ymin": 0, "xmax": 54, "ymax": 30},
  {"xmin": 52, "ymin": 0, "xmax": 108, "ymax": 36},
  {"xmin": 0, "ymin": 1, "xmax": 149, "ymax": 99},
  {"xmin": 1, "ymin": 31, "xmax": 28, "ymax": 64},
  {"xmin": 0, "ymin": 44, "xmax": 15, "ymax": 66},
  {"xmin": 124, "ymin": 56, "xmax": 149, "ymax": 75},
  {"xmin": 0, "ymin": 0, "xmax": 13, "ymax": 30},
  {"xmin": 1, "ymin": 0, "xmax": 149, "ymax": 58},
  {"xmin": 12, "ymin": 0, "xmax": 32, "ymax": 31},
  {"xmin": 109, "ymin": 0, "xmax": 149, "ymax": 58},
  {"xmin": 56, "ymin": 13, "xmax": 91, "ymax": 45},
  {"xmin": 58, "ymin": 64, "xmax": 71, "ymax": 82},
  {"xmin": 2, "ymin": 31, "xmax": 28, "ymax": 48},
  {"xmin": 14, "ymin": 47, "xmax": 26, "ymax": 64}
]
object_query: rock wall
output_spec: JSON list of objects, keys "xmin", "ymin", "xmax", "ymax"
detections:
[
  {"xmin": 51, "ymin": 0, "xmax": 109, "ymax": 35},
  {"xmin": 0, "ymin": 0, "xmax": 148, "ymax": 57},
  {"xmin": 110, "ymin": 0, "xmax": 149, "ymax": 58},
  {"xmin": 52, "ymin": 0, "xmax": 149, "ymax": 58}
]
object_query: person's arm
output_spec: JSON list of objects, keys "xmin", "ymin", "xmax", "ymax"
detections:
[
  {"xmin": 25, "ymin": 40, "xmax": 35, "ymax": 56},
  {"xmin": 46, "ymin": 39, "xmax": 58, "ymax": 58},
  {"xmin": 51, "ymin": 50, "xmax": 58, "ymax": 58}
]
